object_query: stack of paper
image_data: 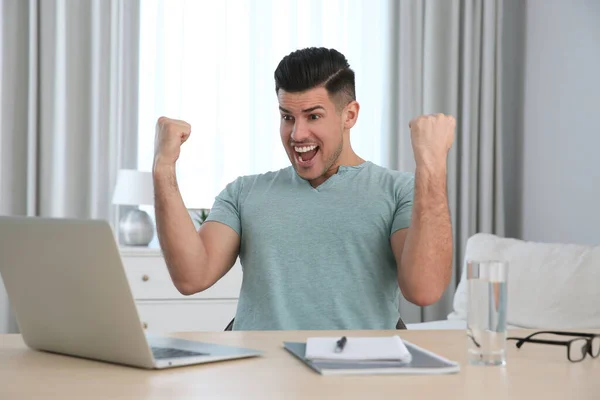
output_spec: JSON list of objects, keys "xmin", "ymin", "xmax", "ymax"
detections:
[
  {"xmin": 305, "ymin": 336, "xmax": 412, "ymax": 364},
  {"xmin": 283, "ymin": 336, "xmax": 460, "ymax": 376}
]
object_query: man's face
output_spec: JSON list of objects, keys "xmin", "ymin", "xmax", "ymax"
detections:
[{"xmin": 278, "ymin": 87, "xmax": 346, "ymax": 184}]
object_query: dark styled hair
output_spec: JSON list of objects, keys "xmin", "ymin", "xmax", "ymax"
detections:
[{"xmin": 274, "ymin": 47, "xmax": 356, "ymax": 108}]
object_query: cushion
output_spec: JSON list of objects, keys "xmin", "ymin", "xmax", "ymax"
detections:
[{"xmin": 447, "ymin": 233, "xmax": 600, "ymax": 329}]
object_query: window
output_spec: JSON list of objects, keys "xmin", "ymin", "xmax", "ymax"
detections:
[{"xmin": 137, "ymin": 0, "xmax": 391, "ymax": 209}]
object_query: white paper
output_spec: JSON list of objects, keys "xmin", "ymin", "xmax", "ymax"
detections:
[{"xmin": 305, "ymin": 336, "xmax": 412, "ymax": 363}]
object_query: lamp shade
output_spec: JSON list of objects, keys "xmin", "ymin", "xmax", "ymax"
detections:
[{"xmin": 112, "ymin": 169, "xmax": 154, "ymax": 206}]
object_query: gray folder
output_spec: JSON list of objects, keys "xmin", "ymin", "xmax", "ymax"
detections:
[{"xmin": 283, "ymin": 340, "xmax": 460, "ymax": 375}]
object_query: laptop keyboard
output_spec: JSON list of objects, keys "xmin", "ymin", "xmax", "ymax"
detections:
[{"xmin": 151, "ymin": 346, "xmax": 208, "ymax": 359}]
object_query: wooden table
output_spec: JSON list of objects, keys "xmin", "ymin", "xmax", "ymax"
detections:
[{"xmin": 0, "ymin": 329, "xmax": 598, "ymax": 399}]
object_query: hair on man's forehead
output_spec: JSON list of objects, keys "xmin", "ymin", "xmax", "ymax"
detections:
[
  {"xmin": 274, "ymin": 47, "xmax": 356, "ymax": 108},
  {"xmin": 278, "ymin": 85, "xmax": 351, "ymax": 114}
]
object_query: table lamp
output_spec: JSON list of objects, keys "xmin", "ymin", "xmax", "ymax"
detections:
[{"xmin": 112, "ymin": 169, "xmax": 155, "ymax": 246}]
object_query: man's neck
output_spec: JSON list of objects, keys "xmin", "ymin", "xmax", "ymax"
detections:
[
  {"xmin": 336, "ymin": 150, "xmax": 365, "ymax": 168},
  {"xmin": 308, "ymin": 151, "xmax": 365, "ymax": 188}
]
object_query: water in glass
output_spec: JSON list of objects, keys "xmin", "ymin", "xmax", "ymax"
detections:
[{"xmin": 467, "ymin": 261, "xmax": 508, "ymax": 366}]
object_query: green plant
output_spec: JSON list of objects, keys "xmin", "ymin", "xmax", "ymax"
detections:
[{"xmin": 191, "ymin": 209, "xmax": 210, "ymax": 226}]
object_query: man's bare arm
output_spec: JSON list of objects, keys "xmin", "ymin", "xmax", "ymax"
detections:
[
  {"xmin": 390, "ymin": 114, "xmax": 455, "ymax": 306},
  {"xmin": 391, "ymin": 169, "xmax": 452, "ymax": 306},
  {"xmin": 153, "ymin": 117, "xmax": 240, "ymax": 295}
]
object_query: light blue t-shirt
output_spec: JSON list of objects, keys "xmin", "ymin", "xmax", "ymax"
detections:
[{"xmin": 205, "ymin": 161, "xmax": 415, "ymax": 330}]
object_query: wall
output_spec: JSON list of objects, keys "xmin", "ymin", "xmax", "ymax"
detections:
[{"xmin": 518, "ymin": 0, "xmax": 600, "ymax": 245}]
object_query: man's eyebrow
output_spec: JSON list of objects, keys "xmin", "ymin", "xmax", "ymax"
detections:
[
  {"xmin": 278, "ymin": 105, "xmax": 326, "ymax": 114},
  {"xmin": 302, "ymin": 105, "xmax": 325, "ymax": 113}
]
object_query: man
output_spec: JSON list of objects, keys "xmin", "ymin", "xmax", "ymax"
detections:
[{"xmin": 152, "ymin": 47, "xmax": 454, "ymax": 331}]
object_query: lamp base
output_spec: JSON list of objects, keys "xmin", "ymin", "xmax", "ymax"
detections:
[{"xmin": 119, "ymin": 209, "xmax": 154, "ymax": 246}]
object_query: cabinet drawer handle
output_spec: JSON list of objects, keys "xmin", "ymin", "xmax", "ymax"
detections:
[
  {"xmin": 143, "ymin": 322, "xmax": 148, "ymax": 329},
  {"xmin": 142, "ymin": 274, "xmax": 149, "ymax": 282}
]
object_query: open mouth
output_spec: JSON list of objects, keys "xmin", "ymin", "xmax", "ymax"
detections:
[{"xmin": 294, "ymin": 145, "xmax": 320, "ymax": 165}]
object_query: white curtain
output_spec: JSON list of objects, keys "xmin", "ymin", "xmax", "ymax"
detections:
[
  {"xmin": 0, "ymin": 0, "xmax": 517, "ymax": 332},
  {"xmin": 137, "ymin": 0, "xmax": 392, "ymax": 208},
  {"xmin": 0, "ymin": 0, "xmax": 140, "ymax": 333},
  {"xmin": 386, "ymin": 0, "xmax": 508, "ymax": 323}
]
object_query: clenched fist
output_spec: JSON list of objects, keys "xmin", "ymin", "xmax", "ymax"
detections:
[
  {"xmin": 154, "ymin": 116, "xmax": 191, "ymax": 168},
  {"xmin": 409, "ymin": 113, "xmax": 456, "ymax": 169}
]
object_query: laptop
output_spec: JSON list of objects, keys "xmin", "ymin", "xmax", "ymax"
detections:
[{"xmin": 0, "ymin": 216, "xmax": 262, "ymax": 369}]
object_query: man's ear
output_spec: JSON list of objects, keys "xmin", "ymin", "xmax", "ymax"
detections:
[{"xmin": 343, "ymin": 101, "xmax": 360, "ymax": 130}]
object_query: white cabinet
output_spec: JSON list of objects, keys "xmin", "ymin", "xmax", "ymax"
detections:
[{"xmin": 119, "ymin": 247, "xmax": 241, "ymax": 333}]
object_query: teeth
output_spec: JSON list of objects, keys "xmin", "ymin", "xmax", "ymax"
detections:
[{"xmin": 294, "ymin": 145, "xmax": 317, "ymax": 153}]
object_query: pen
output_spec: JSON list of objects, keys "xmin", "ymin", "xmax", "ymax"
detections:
[{"xmin": 334, "ymin": 336, "xmax": 347, "ymax": 353}]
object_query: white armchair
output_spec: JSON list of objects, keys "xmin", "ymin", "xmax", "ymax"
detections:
[{"xmin": 408, "ymin": 233, "xmax": 600, "ymax": 330}]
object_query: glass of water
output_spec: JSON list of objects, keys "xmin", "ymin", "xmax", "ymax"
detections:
[{"xmin": 466, "ymin": 260, "xmax": 509, "ymax": 366}]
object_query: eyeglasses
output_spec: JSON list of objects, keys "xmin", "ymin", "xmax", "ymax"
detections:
[{"xmin": 507, "ymin": 331, "xmax": 600, "ymax": 362}]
